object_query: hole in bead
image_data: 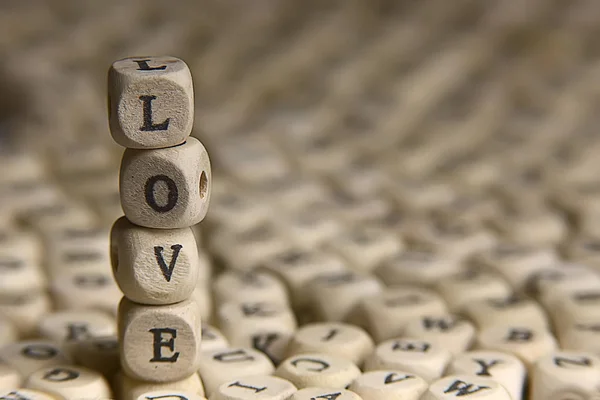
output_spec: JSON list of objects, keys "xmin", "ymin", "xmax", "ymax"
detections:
[{"xmin": 199, "ymin": 171, "xmax": 208, "ymax": 199}]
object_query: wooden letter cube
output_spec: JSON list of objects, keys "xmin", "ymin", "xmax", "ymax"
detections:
[
  {"xmin": 291, "ymin": 387, "xmax": 362, "ymax": 400},
  {"xmin": 119, "ymin": 297, "xmax": 202, "ymax": 382},
  {"xmin": 422, "ymin": 375, "xmax": 512, "ymax": 399},
  {"xmin": 275, "ymin": 353, "xmax": 361, "ymax": 389},
  {"xmin": 448, "ymin": 350, "xmax": 526, "ymax": 400},
  {"xmin": 210, "ymin": 375, "xmax": 297, "ymax": 400},
  {"xmin": 24, "ymin": 365, "xmax": 112, "ymax": 400},
  {"xmin": 108, "ymin": 56, "xmax": 194, "ymax": 149},
  {"xmin": 530, "ymin": 351, "xmax": 600, "ymax": 400},
  {"xmin": 286, "ymin": 322, "xmax": 374, "ymax": 367},
  {"xmin": 111, "ymin": 216, "xmax": 200, "ymax": 304},
  {"xmin": 348, "ymin": 370, "xmax": 428, "ymax": 400},
  {"xmin": 120, "ymin": 137, "xmax": 211, "ymax": 228}
]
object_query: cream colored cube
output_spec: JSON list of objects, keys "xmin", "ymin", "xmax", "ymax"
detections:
[
  {"xmin": 120, "ymin": 137, "xmax": 211, "ymax": 228},
  {"xmin": 111, "ymin": 216, "xmax": 200, "ymax": 304},
  {"xmin": 290, "ymin": 387, "xmax": 362, "ymax": 400},
  {"xmin": 275, "ymin": 353, "xmax": 361, "ymax": 389},
  {"xmin": 0, "ymin": 389, "xmax": 57, "ymax": 400},
  {"xmin": 364, "ymin": 338, "xmax": 451, "ymax": 383},
  {"xmin": 286, "ymin": 322, "xmax": 374, "ymax": 367},
  {"xmin": 435, "ymin": 269, "xmax": 512, "ymax": 312},
  {"xmin": 200, "ymin": 326, "xmax": 229, "ymax": 353},
  {"xmin": 0, "ymin": 293, "xmax": 51, "ymax": 337},
  {"xmin": 70, "ymin": 336, "xmax": 120, "ymax": 380},
  {"xmin": 403, "ymin": 314, "xmax": 475, "ymax": 356},
  {"xmin": 0, "ymin": 340, "xmax": 71, "ymax": 376},
  {"xmin": 422, "ymin": 375, "xmax": 512, "ymax": 399},
  {"xmin": 119, "ymin": 297, "xmax": 202, "ymax": 382},
  {"xmin": 530, "ymin": 351, "xmax": 600, "ymax": 400},
  {"xmin": 198, "ymin": 347, "xmax": 274, "ymax": 396},
  {"xmin": 24, "ymin": 364, "xmax": 112, "ymax": 400},
  {"xmin": 0, "ymin": 362, "xmax": 21, "ymax": 390},
  {"xmin": 138, "ymin": 390, "xmax": 207, "ymax": 400},
  {"xmin": 38, "ymin": 310, "xmax": 116, "ymax": 342},
  {"xmin": 463, "ymin": 296, "xmax": 549, "ymax": 331},
  {"xmin": 358, "ymin": 287, "xmax": 447, "ymax": 342},
  {"xmin": 209, "ymin": 375, "xmax": 297, "ymax": 400},
  {"xmin": 305, "ymin": 271, "xmax": 382, "ymax": 322},
  {"xmin": 348, "ymin": 370, "xmax": 428, "ymax": 400},
  {"xmin": 448, "ymin": 350, "xmax": 526, "ymax": 400},
  {"xmin": 51, "ymin": 270, "xmax": 121, "ymax": 316},
  {"xmin": 476, "ymin": 325, "xmax": 557, "ymax": 368},
  {"xmin": 108, "ymin": 56, "xmax": 194, "ymax": 149},
  {"xmin": 213, "ymin": 271, "xmax": 289, "ymax": 307},
  {"xmin": 116, "ymin": 371, "xmax": 205, "ymax": 399}
]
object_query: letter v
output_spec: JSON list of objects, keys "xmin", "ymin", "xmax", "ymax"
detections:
[{"xmin": 154, "ymin": 244, "xmax": 183, "ymax": 282}]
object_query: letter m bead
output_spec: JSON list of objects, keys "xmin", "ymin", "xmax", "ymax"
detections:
[{"xmin": 108, "ymin": 56, "xmax": 194, "ymax": 149}]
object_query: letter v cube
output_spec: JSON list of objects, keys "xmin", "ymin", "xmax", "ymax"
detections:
[{"xmin": 111, "ymin": 216, "xmax": 199, "ymax": 305}]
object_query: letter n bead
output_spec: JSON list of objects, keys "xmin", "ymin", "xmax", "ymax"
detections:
[
  {"xmin": 108, "ymin": 56, "xmax": 194, "ymax": 149},
  {"xmin": 118, "ymin": 297, "xmax": 202, "ymax": 382},
  {"xmin": 120, "ymin": 137, "xmax": 211, "ymax": 228}
]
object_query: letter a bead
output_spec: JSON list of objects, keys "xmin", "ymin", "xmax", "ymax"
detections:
[
  {"xmin": 120, "ymin": 137, "xmax": 211, "ymax": 229},
  {"xmin": 108, "ymin": 56, "xmax": 194, "ymax": 149},
  {"xmin": 111, "ymin": 216, "xmax": 199, "ymax": 304},
  {"xmin": 118, "ymin": 297, "xmax": 202, "ymax": 382}
]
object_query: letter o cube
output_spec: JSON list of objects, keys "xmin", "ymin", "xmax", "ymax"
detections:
[{"xmin": 120, "ymin": 137, "xmax": 211, "ymax": 229}]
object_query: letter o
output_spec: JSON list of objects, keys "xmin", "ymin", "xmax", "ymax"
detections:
[{"xmin": 145, "ymin": 175, "xmax": 178, "ymax": 213}]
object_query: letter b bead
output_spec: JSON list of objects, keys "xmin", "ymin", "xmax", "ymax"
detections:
[
  {"xmin": 120, "ymin": 137, "xmax": 211, "ymax": 228},
  {"xmin": 108, "ymin": 56, "xmax": 194, "ymax": 149},
  {"xmin": 118, "ymin": 297, "xmax": 202, "ymax": 382}
]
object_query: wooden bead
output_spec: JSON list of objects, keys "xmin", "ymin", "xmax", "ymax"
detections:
[
  {"xmin": 210, "ymin": 375, "xmax": 297, "ymax": 400},
  {"xmin": 198, "ymin": 348, "xmax": 274, "ymax": 396},
  {"xmin": 51, "ymin": 270, "xmax": 121, "ymax": 316},
  {"xmin": 0, "ymin": 340, "xmax": 71, "ymax": 376},
  {"xmin": 70, "ymin": 336, "xmax": 120, "ymax": 380},
  {"xmin": 476, "ymin": 325, "xmax": 557, "ymax": 368},
  {"xmin": 111, "ymin": 216, "xmax": 199, "ymax": 304},
  {"xmin": 0, "ymin": 228, "xmax": 42, "ymax": 264},
  {"xmin": 262, "ymin": 249, "xmax": 346, "ymax": 311},
  {"xmin": 0, "ymin": 318, "xmax": 17, "ymax": 349},
  {"xmin": 119, "ymin": 297, "xmax": 202, "ymax": 382},
  {"xmin": 305, "ymin": 271, "xmax": 382, "ymax": 322},
  {"xmin": 213, "ymin": 271, "xmax": 289, "ymax": 307},
  {"xmin": 120, "ymin": 137, "xmax": 211, "ymax": 229},
  {"xmin": 552, "ymin": 288, "xmax": 600, "ymax": 327},
  {"xmin": 434, "ymin": 269, "xmax": 512, "ymax": 312},
  {"xmin": 213, "ymin": 223, "xmax": 290, "ymax": 272},
  {"xmin": 275, "ymin": 353, "xmax": 361, "ymax": 389},
  {"xmin": 403, "ymin": 314, "xmax": 475, "ymax": 356},
  {"xmin": 0, "ymin": 254, "xmax": 44, "ymax": 299},
  {"xmin": 0, "ymin": 293, "xmax": 51, "ymax": 338},
  {"xmin": 217, "ymin": 300, "xmax": 296, "ymax": 364},
  {"xmin": 530, "ymin": 351, "xmax": 600, "ymax": 400},
  {"xmin": 472, "ymin": 243, "xmax": 559, "ymax": 291},
  {"xmin": 278, "ymin": 207, "xmax": 341, "ymax": 249},
  {"xmin": 200, "ymin": 326, "xmax": 229, "ymax": 353},
  {"xmin": 45, "ymin": 226, "xmax": 111, "ymax": 275},
  {"xmin": 116, "ymin": 371, "xmax": 205, "ymax": 400},
  {"xmin": 108, "ymin": 56, "xmax": 194, "ymax": 149},
  {"xmin": 0, "ymin": 389, "xmax": 57, "ymax": 400},
  {"xmin": 327, "ymin": 226, "xmax": 402, "ymax": 273},
  {"xmin": 348, "ymin": 370, "xmax": 428, "ymax": 400},
  {"xmin": 138, "ymin": 390, "xmax": 206, "ymax": 400},
  {"xmin": 0, "ymin": 362, "xmax": 21, "ymax": 390},
  {"xmin": 286, "ymin": 322, "xmax": 374, "ymax": 367},
  {"xmin": 374, "ymin": 248, "xmax": 461, "ymax": 287},
  {"xmin": 448, "ymin": 350, "xmax": 526, "ymax": 400},
  {"xmin": 38, "ymin": 310, "xmax": 116, "ymax": 343},
  {"xmin": 290, "ymin": 387, "xmax": 362, "ymax": 400},
  {"xmin": 357, "ymin": 287, "xmax": 447, "ymax": 343},
  {"xmin": 422, "ymin": 375, "xmax": 512, "ymax": 399},
  {"xmin": 463, "ymin": 295, "xmax": 549, "ymax": 331},
  {"xmin": 364, "ymin": 338, "xmax": 451, "ymax": 383},
  {"xmin": 24, "ymin": 365, "xmax": 112, "ymax": 400}
]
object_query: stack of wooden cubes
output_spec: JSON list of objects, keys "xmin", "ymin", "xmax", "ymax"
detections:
[{"xmin": 107, "ymin": 56, "xmax": 211, "ymax": 397}]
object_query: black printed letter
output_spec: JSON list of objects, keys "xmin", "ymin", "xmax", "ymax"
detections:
[{"xmin": 149, "ymin": 328, "xmax": 179, "ymax": 362}]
